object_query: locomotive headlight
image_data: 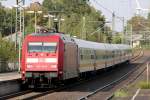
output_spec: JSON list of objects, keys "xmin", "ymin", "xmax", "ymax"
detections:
[
  {"xmin": 22, "ymin": 71, "xmax": 25, "ymax": 74},
  {"xmin": 27, "ymin": 64, "xmax": 32, "ymax": 68}
]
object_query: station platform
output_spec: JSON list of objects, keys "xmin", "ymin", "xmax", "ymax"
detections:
[{"xmin": 0, "ymin": 72, "xmax": 21, "ymax": 83}]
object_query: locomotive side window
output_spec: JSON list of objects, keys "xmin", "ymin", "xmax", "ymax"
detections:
[{"xmin": 28, "ymin": 42, "xmax": 57, "ymax": 53}]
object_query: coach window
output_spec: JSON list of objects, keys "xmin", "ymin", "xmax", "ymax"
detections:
[
  {"xmin": 112, "ymin": 51, "xmax": 115, "ymax": 58},
  {"xmin": 95, "ymin": 50, "xmax": 98, "ymax": 60},
  {"xmin": 80, "ymin": 55, "xmax": 83, "ymax": 60},
  {"xmin": 91, "ymin": 54, "xmax": 94, "ymax": 59},
  {"xmin": 80, "ymin": 49, "xmax": 84, "ymax": 60},
  {"xmin": 96, "ymin": 51, "xmax": 99, "ymax": 60}
]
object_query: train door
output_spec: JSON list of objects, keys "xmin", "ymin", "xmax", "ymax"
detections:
[{"xmin": 63, "ymin": 43, "xmax": 78, "ymax": 80}]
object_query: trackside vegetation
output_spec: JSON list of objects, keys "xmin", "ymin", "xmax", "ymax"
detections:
[
  {"xmin": 137, "ymin": 81, "xmax": 150, "ymax": 89},
  {"xmin": 114, "ymin": 89, "xmax": 128, "ymax": 97},
  {"xmin": 0, "ymin": 35, "xmax": 17, "ymax": 62}
]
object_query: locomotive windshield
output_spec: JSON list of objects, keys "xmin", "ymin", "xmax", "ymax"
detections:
[{"xmin": 28, "ymin": 42, "xmax": 57, "ymax": 53}]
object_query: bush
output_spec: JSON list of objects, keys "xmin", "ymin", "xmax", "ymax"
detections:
[
  {"xmin": 114, "ymin": 89, "xmax": 128, "ymax": 97},
  {"xmin": 0, "ymin": 36, "xmax": 18, "ymax": 62}
]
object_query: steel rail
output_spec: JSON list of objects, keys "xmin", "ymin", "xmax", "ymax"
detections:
[{"xmin": 0, "ymin": 90, "xmax": 33, "ymax": 99}]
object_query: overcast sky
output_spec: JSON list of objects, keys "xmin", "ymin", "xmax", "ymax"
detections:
[{"xmin": 1, "ymin": 0, "xmax": 150, "ymax": 31}]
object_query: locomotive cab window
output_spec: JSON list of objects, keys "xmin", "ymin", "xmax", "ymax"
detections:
[
  {"xmin": 28, "ymin": 42, "xmax": 42, "ymax": 52},
  {"xmin": 28, "ymin": 42, "xmax": 57, "ymax": 53},
  {"xmin": 43, "ymin": 42, "xmax": 57, "ymax": 52}
]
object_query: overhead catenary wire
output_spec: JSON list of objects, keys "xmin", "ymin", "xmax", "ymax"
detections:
[
  {"xmin": 90, "ymin": 24, "xmax": 105, "ymax": 35},
  {"xmin": 92, "ymin": 0, "xmax": 113, "ymax": 14},
  {"xmin": 92, "ymin": 0, "xmax": 125, "ymax": 22},
  {"xmin": 92, "ymin": 0, "xmax": 128, "ymax": 44}
]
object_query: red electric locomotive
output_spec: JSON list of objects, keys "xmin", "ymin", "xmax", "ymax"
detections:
[{"xmin": 21, "ymin": 32, "xmax": 78, "ymax": 87}]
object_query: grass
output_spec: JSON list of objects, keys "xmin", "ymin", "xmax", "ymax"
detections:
[
  {"xmin": 113, "ymin": 81, "xmax": 150, "ymax": 98},
  {"xmin": 137, "ymin": 81, "xmax": 150, "ymax": 89},
  {"xmin": 114, "ymin": 89, "xmax": 128, "ymax": 97}
]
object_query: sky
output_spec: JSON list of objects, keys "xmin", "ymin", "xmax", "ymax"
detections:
[
  {"xmin": 1, "ymin": 0, "xmax": 150, "ymax": 32},
  {"xmin": 90, "ymin": 0, "xmax": 150, "ymax": 31}
]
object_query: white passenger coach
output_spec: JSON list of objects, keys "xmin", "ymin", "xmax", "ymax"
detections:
[{"xmin": 74, "ymin": 38, "xmax": 132, "ymax": 73}]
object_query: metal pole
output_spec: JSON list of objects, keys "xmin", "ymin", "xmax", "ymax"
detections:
[
  {"xmin": 48, "ymin": 16, "xmax": 51, "ymax": 29},
  {"xmin": 11, "ymin": 8, "xmax": 13, "ymax": 41},
  {"xmin": 15, "ymin": 7, "xmax": 18, "ymax": 50},
  {"xmin": 18, "ymin": 7, "xmax": 22, "ymax": 72},
  {"xmin": 15, "ymin": 0, "xmax": 25, "ymax": 73},
  {"xmin": 59, "ymin": 18, "xmax": 61, "ymax": 32},
  {"xmin": 22, "ymin": 8, "xmax": 25, "ymax": 39},
  {"xmin": 122, "ymin": 17, "xmax": 125, "ymax": 44},
  {"xmin": 18, "ymin": 33, "xmax": 21, "ymax": 72},
  {"xmin": 98, "ymin": 28, "xmax": 100, "ymax": 42},
  {"xmin": 82, "ymin": 16, "xmax": 86, "ymax": 39},
  {"xmin": 130, "ymin": 24, "xmax": 133, "ymax": 47},
  {"xmin": 35, "ymin": 12, "xmax": 37, "ymax": 33},
  {"xmin": 112, "ymin": 12, "xmax": 115, "ymax": 34},
  {"xmin": 19, "ymin": 8, "xmax": 22, "ymax": 35},
  {"xmin": 147, "ymin": 62, "xmax": 149, "ymax": 84}
]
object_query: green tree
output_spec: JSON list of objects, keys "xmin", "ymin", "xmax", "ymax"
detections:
[
  {"xmin": 128, "ymin": 16, "xmax": 148, "ymax": 34},
  {"xmin": 112, "ymin": 33, "xmax": 122, "ymax": 44},
  {"xmin": 0, "ymin": 4, "xmax": 16, "ymax": 36},
  {"xmin": 0, "ymin": 36, "xmax": 17, "ymax": 61},
  {"xmin": 42, "ymin": 0, "xmax": 106, "ymax": 42}
]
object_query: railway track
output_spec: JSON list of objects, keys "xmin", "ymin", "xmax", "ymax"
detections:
[
  {"xmin": 79, "ymin": 49, "xmax": 146, "ymax": 100},
  {"xmin": 106, "ymin": 65, "xmax": 147, "ymax": 100},
  {"xmin": 0, "ymin": 81, "xmax": 84, "ymax": 100},
  {"xmin": 0, "ymin": 49, "xmax": 144, "ymax": 100},
  {"xmin": 106, "ymin": 51, "xmax": 147, "ymax": 100},
  {"xmin": 131, "ymin": 48, "xmax": 144, "ymax": 62},
  {"xmin": 0, "ymin": 74, "xmax": 105, "ymax": 99}
]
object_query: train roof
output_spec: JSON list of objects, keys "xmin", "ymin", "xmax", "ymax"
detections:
[
  {"xmin": 28, "ymin": 32, "xmax": 76, "ymax": 43},
  {"xmin": 114, "ymin": 44, "xmax": 131, "ymax": 50},
  {"xmin": 74, "ymin": 38, "xmax": 131, "ymax": 51},
  {"xmin": 27, "ymin": 33, "xmax": 131, "ymax": 50},
  {"xmin": 74, "ymin": 38, "xmax": 105, "ymax": 50}
]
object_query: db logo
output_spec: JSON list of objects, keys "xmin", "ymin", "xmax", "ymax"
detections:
[{"xmin": 38, "ymin": 58, "xmax": 45, "ymax": 62}]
